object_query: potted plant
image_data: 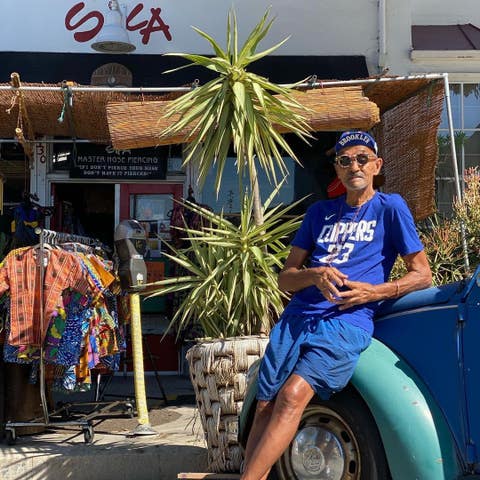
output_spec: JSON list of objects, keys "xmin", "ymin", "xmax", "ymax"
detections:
[
  {"xmin": 146, "ymin": 9, "xmax": 311, "ymax": 472},
  {"xmin": 158, "ymin": 190, "xmax": 302, "ymax": 339}
]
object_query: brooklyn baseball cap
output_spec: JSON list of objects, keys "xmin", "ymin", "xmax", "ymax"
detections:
[{"xmin": 334, "ymin": 131, "xmax": 378, "ymax": 154}]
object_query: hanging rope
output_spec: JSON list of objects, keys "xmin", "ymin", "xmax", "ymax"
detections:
[
  {"xmin": 58, "ymin": 81, "xmax": 75, "ymax": 124},
  {"xmin": 9, "ymin": 73, "xmax": 34, "ymax": 161},
  {"xmin": 5, "ymin": 88, "xmax": 19, "ymax": 115},
  {"xmin": 58, "ymin": 81, "xmax": 78, "ymax": 157}
]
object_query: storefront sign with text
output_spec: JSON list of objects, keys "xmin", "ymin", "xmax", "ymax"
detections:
[
  {"xmin": 70, "ymin": 145, "xmax": 167, "ymax": 180},
  {"xmin": 65, "ymin": 2, "xmax": 172, "ymax": 45}
]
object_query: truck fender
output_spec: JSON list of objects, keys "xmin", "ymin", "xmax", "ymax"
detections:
[
  {"xmin": 238, "ymin": 360, "xmax": 261, "ymax": 449},
  {"xmin": 351, "ymin": 338, "xmax": 461, "ymax": 480}
]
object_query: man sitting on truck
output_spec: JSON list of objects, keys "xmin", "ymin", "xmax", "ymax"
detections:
[{"xmin": 241, "ymin": 131, "xmax": 432, "ymax": 480}]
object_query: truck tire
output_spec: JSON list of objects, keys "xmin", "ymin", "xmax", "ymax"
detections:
[{"xmin": 275, "ymin": 386, "xmax": 390, "ymax": 480}]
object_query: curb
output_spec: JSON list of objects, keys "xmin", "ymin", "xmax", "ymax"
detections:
[{"xmin": 0, "ymin": 406, "xmax": 208, "ymax": 480}]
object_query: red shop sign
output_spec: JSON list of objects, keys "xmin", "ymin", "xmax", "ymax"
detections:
[{"xmin": 65, "ymin": 2, "xmax": 172, "ymax": 45}]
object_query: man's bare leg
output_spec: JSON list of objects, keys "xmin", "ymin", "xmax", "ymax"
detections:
[
  {"xmin": 242, "ymin": 400, "xmax": 275, "ymax": 480},
  {"xmin": 240, "ymin": 374, "xmax": 314, "ymax": 480}
]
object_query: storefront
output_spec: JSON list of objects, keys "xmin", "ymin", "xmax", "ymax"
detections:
[{"xmin": 27, "ymin": 140, "xmax": 187, "ymax": 372}]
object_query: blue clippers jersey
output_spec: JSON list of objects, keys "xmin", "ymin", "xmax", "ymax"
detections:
[{"xmin": 284, "ymin": 192, "xmax": 424, "ymax": 333}]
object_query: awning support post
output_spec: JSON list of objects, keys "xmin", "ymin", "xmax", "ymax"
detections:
[{"xmin": 443, "ymin": 73, "xmax": 470, "ymax": 274}]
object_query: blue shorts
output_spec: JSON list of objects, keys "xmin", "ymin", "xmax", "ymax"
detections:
[{"xmin": 257, "ymin": 313, "xmax": 372, "ymax": 401}]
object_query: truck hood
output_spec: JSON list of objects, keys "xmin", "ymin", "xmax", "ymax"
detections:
[{"xmin": 375, "ymin": 280, "xmax": 465, "ymax": 319}]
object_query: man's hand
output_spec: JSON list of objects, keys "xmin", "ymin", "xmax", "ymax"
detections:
[
  {"xmin": 334, "ymin": 279, "xmax": 377, "ymax": 310},
  {"xmin": 278, "ymin": 247, "xmax": 350, "ymax": 294},
  {"xmin": 333, "ymin": 250, "xmax": 433, "ymax": 310},
  {"xmin": 313, "ymin": 266, "xmax": 349, "ymax": 303}
]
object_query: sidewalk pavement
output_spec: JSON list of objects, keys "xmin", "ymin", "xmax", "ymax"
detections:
[{"xmin": 0, "ymin": 375, "xmax": 210, "ymax": 480}]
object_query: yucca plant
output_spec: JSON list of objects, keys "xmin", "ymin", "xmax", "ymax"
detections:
[
  {"xmin": 151, "ymin": 11, "xmax": 311, "ymax": 471},
  {"xmin": 160, "ymin": 8, "xmax": 311, "ymax": 226},
  {"xmin": 150, "ymin": 9, "xmax": 313, "ymax": 337},
  {"xmin": 146, "ymin": 188, "xmax": 303, "ymax": 337}
]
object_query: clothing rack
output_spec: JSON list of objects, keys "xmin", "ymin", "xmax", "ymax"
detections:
[
  {"xmin": 36, "ymin": 228, "xmax": 99, "ymax": 246},
  {"xmin": 3, "ymin": 228, "xmax": 127, "ymax": 444}
]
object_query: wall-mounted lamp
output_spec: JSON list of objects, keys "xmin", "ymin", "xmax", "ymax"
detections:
[{"xmin": 91, "ymin": 0, "xmax": 136, "ymax": 53}]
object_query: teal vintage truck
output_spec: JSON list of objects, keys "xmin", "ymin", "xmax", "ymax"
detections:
[{"xmin": 239, "ymin": 270, "xmax": 480, "ymax": 479}]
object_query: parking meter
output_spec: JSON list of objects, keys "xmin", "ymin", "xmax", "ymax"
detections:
[
  {"xmin": 114, "ymin": 219, "xmax": 147, "ymax": 291},
  {"xmin": 114, "ymin": 220, "xmax": 156, "ymax": 435}
]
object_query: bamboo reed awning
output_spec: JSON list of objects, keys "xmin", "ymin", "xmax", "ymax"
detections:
[
  {"xmin": 0, "ymin": 75, "xmax": 437, "ymax": 148},
  {"xmin": 373, "ymin": 79, "xmax": 445, "ymax": 220},
  {"xmin": 106, "ymin": 86, "xmax": 380, "ymax": 150},
  {"xmin": 0, "ymin": 80, "xmax": 168, "ymax": 144},
  {"xmin": 0, "ymin": 74, "xmax": 445, "ymax": 220}
]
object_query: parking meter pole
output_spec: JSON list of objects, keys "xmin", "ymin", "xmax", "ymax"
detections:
[
  {"xmin": 114, "ymin": 219, "xmax": 156, "ymax": 436},
  {"xmin": 129, "ymin": 291, "xmax": 156, "ymax": 435}
]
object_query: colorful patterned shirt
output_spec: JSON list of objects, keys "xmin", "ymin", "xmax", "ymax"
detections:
[{"xmin": 0, "ymin": 248, "xmax": 97, "ymax": 346}]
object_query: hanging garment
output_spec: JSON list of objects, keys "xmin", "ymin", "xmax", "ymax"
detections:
[
  {"xmin": 0, "ymin": 241, "xmax": 126, "ymax": 393},
  {"xmin": 11, "ymin": 203, "xmax": 41, "ymax": 248},
  {"xmin": 44, "ymin": 290, "xmax": 91, "ymax": 368},
  {"xmin": 0, "ymin": 247, "xmax": 98, "ymax": 347}
]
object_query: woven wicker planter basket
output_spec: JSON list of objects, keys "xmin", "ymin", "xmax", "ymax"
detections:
[{"xmin": 186, "ymin": 335, "xmax": 269, "ymax": 473}]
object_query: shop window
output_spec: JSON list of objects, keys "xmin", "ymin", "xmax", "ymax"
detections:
[
  {"xmin": 0, "ymin": 143, "xmax": 30, "ymax": 204},
  {"xmin": 199, "ymin": 157, "xmax": 295, "ymax": 214},
  {"xmin": 130, "ymin": 193, "xmax": 173, "ymax": 258},
  {"xmin": 437, "ymin": 82, "xmax": 480, "ymax": 216},
  {"xmin": 166, "ymin": 144, "xmax": 184, "ymax": 175},
  {"xmin": 197, "ymin": 133, "xmax": 337, "ymax": 214}
]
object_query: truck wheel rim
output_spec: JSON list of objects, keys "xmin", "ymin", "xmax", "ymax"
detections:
[{"xmin": 284, "ymin": 406, "xmax": 360, "ymax": 480}]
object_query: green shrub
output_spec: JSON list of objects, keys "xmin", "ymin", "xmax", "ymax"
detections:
[{"xmin": 390, "ymin": 167, "xmax": 480, "ymax": 285}]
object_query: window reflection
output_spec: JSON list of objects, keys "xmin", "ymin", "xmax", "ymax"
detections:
[
  {"xmin": 437, "ymin": 82, "xmax": 480, "ymax": 216},
  {"xmin": 440, "ymin": 86, "xmax": 461, "ymax": 129},
  {"xmin": 463, "ymin": 84, "xmax": 480, "ymax": 129},
  {"xmin": 130, "ymin": 194, "xmax": 173, "ymax": 258},
  {"xmin": 200, "ymin": 157, "xmax": 295, "ymax": 213}
]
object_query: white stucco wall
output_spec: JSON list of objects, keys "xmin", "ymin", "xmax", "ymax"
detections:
[
  {"xmin": 4, "ymin": 1, "xmax": 480, "ymax": 82},
  {"xmin": 412, "ymin": 0, "xmax": 480, "ymax": 25},
  {"xmin": 1, "ymin": 0, "xmax": 380, "ymax": 73}
]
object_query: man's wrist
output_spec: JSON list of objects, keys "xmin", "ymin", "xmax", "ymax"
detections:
[{"xmin": 389, "ymin": 280, "xmax": 400, "ymax": 299}]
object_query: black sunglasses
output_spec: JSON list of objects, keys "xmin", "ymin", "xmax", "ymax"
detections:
[{"xmin": 335, "ymin": 153, "xmax": 376, "ymax": 168}]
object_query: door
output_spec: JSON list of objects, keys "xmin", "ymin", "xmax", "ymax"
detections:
[
  {"xmin": 119, "ymin": 183, "xmax": 183, "ymax": 372},
  {"xmin": 120, "ymin": 184, "xmax": 183, "ymax": 258},
  {"xmin": 119, "ymin": 182, "xmax": 183, "ymax": 289},
  {"xmin": 51, "ymin": 182, "xmax": 115, "ymax": 245}
]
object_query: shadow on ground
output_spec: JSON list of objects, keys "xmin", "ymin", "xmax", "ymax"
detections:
[{"xmin": 0, "ymin": 441, "xmax": 208, "ymax": 480}]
